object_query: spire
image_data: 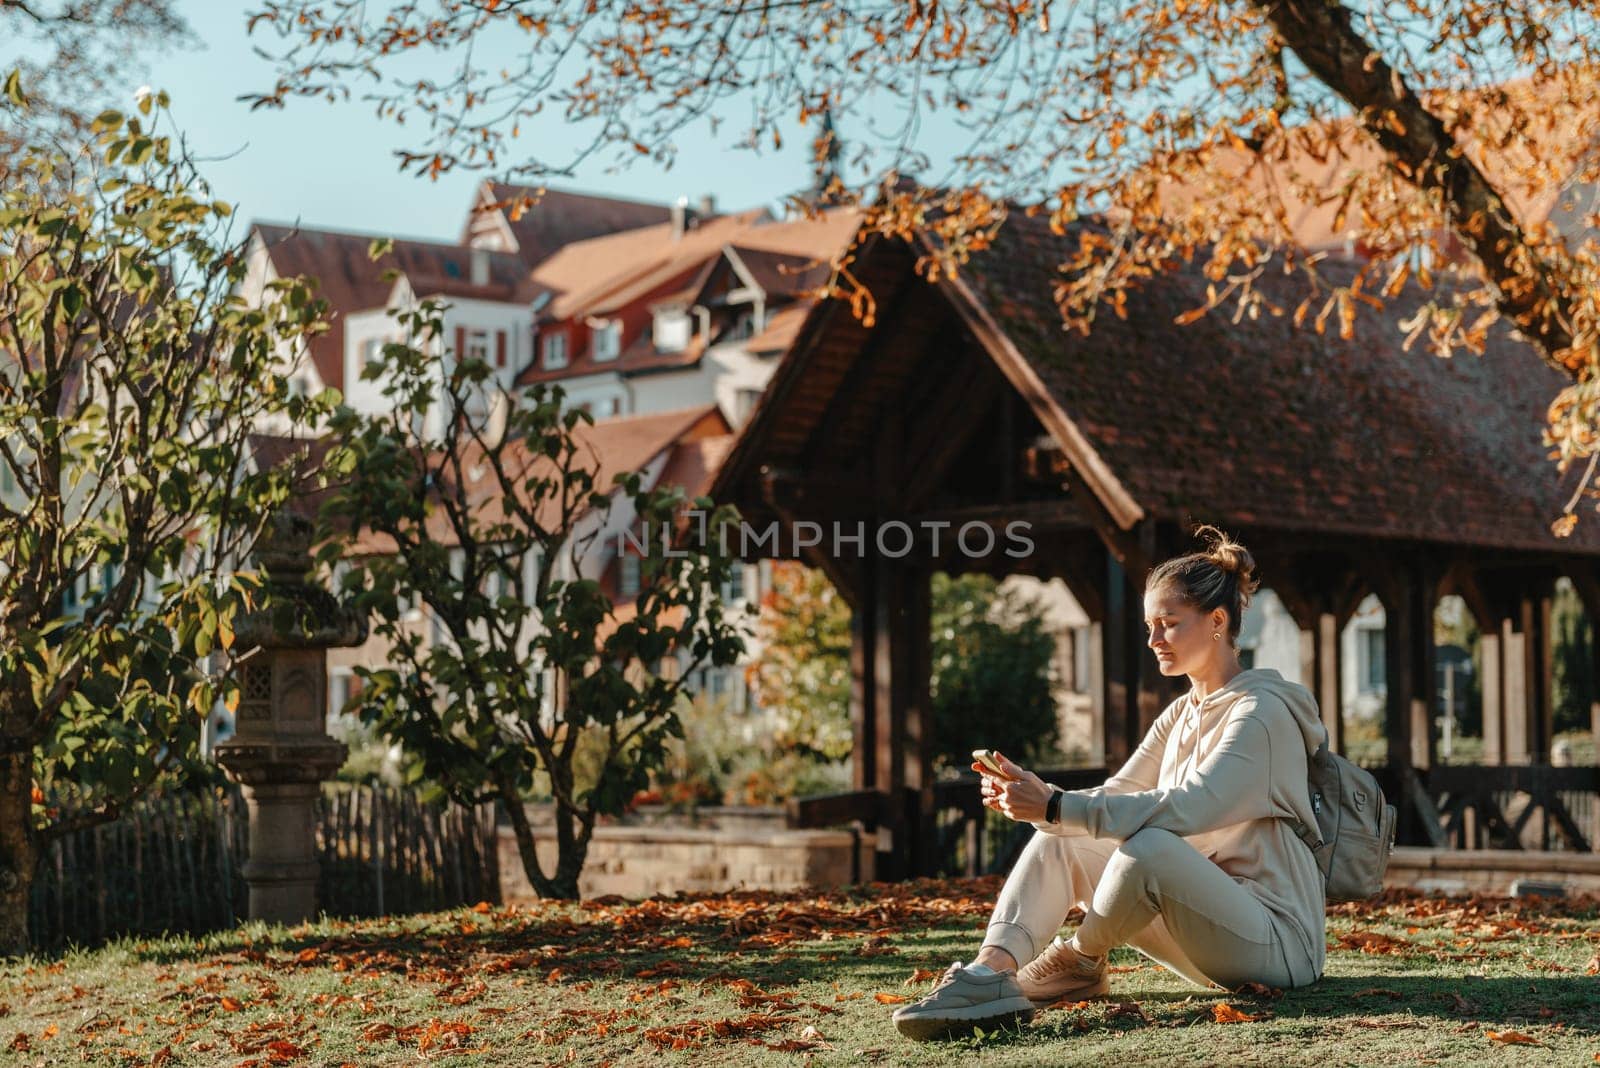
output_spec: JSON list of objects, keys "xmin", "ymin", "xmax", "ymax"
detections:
[{"xmin": 812, "ymin": 106, "xmax": 841, "ymax": 201}]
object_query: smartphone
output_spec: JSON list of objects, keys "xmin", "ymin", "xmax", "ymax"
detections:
[{"xmin": 971, "ymin": 749, "xmax": 1015, "ymax": 779}]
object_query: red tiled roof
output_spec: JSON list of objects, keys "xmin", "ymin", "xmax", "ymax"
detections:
[
  {"xmin": 727, "ymin": 246, "xmax": 831, "ymax": 297},
  {"xmin": 351, "ymin": 405, "xmax": 731, "ymax": 554},
  {"xmin": 744, "ymin": 301, "xmax": 814, "ymax": 356},
  {"xmin": 477, "ymin": 183, "xmax": 676, "ymax": 266},
  {"xmin": 718, "ymin": 212, "xmax": 1600, "ymax": 555},
  {"xmin": 655, "ymin": 433, "xmax": 737, "ymax": 502},
  {"xmin": 253, "ymin": 223, "xmax": 526, "ymax": 391},
  {"xmin": 515, "ymin": 209, "xmax": 859, "ymax": 387},
  {"xmin": 528, "ymin": 210, "xmax": 767, "ymax": 321},
  {"xmin": 958, "ymin": 213, "xmax": 1596, "ymax": 552}
]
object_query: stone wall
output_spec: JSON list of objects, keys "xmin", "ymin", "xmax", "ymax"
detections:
[
  {"xmin": 498, "ymin": 817, "xmax": 874, "ymax": 901},
  {"xmin": 1385, "ymin": 847, "xmax": 1600, "ymax": 896}
]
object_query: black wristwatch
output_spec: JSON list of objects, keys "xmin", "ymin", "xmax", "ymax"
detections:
[{"xmin": 1045, "ymin": 787, "xmax": 1064, "ymax": 824}]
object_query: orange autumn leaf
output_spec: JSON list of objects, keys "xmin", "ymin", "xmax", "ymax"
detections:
[
  {"xmin": 1486, "ymin": 1029, "xmax": 1543, "ymax": 1046},
  {"xmin": 904, "ymin": 968, "xmax": 939, "ymax": 986},
  {"xmin": 219, "ymin": 996, "xmax": 245, "ymax": 1012},
  {"xmin": 266, "ymin": 1039, "xmax": 306, "ymax": 1062},
  {"xmin": 873, "ymin": 992, "xmax": 910, "ymax": 1004},
  {"xmin": 472, "ymin": 901, "xmax": 493, "ymax": 914},
  {"xmin": 1585, "ymin": 953, "xmax": 1598, "ymax": 975},
  {"xmin": 1212, "ymin": 1003, "xmax": 1271, "ymax": 1023}
]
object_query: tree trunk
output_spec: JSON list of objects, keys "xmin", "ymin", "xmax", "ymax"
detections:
[
  {"xmin": 499, "ymin": 788, "xmax": 593, "ymax": 900},
  {"xmin": 0, "ymin": 751, "xmax": 38, "ymax": 955}
]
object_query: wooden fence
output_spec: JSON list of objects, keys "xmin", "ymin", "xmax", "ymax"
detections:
[{"xmin": 28, "ymin": 783, "xmax": 498, "ymax": 952}]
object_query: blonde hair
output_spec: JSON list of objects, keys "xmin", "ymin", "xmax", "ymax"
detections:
[{"xmin": 1145, "ymin": 525, "xmax": 1261, "ymax": 640}]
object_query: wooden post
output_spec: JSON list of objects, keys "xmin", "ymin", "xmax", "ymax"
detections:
[
  {"xmin": 1409, "ymin": 564, "xmax": 1439, "ymax": 771},
  {"xmin": 1380, "ymin": 565, "xmax": 1416, "ymax": 772},
  {"xmin": 1101, "ymin": 555, "xmax": 1134, "ymax": 768},
  {"xmin": 1526, "ymin": 583, "xmax": 1555, "ymax": 764},
  {"xmin": 1481, "ymin": 625, "xmax": 1504, "ymax": 764},
  {"xmin": 1317, "ymin": 612, "xmax": 1345, "ymax": 754},
  {"xmin": 1503, "ymin": 615, "xmax": 1530, "ymax": 764},
  {"xmin": 901, "ymin": 566, "xmax": 934, "ymax": 878},
  {"xmin": 850, "ymin": 559, "xmax": 877, "ymax": 793}
]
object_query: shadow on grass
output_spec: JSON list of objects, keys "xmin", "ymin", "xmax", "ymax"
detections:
[{"xmin": 1282, "ymin": 973, "xmax": 1600, "ymax": 1032}]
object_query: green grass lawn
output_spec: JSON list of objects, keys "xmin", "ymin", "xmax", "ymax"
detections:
[{"xmin": 2, "ymin": 879, "xmax": 1597, "ymax": 1067}]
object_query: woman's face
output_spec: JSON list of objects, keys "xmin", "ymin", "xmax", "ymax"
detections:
[{"xmin": 1143, "ymin": 584, "xmax": 1227, "ymax": 677}]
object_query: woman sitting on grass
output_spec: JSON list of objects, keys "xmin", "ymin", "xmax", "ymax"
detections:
[{"xmin": 893, "ymin": 527, "xmax": 1328, "ymax": 1041}]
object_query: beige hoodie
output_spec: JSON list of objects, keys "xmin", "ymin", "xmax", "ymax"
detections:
[{"xmin": 1042, "ymin": 667, "xmax": 1327, "ymax": 981}]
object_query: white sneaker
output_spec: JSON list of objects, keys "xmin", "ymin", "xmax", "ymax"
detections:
[{"xmin": 891, "ymin": 962, "xmax": 1037, "ymax": 1041}]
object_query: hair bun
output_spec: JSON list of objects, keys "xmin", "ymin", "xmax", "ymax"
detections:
[{"xmin": 1194, "ymin": 524, "xmax": 1260, "ymax": 599}]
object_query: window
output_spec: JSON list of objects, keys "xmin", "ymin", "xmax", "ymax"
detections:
[
  {"xmin": 522, "ymin": 549, "xmax": 542, "ymax": 604},
  {"xmin": 619, "ymin": 554, "xmax": 641, "ymax": 597},
  {"xmin": 592, "ymin": 319, "xmax": 621, "ymax": 361},
  {"xmin": 1362, "ymin": 628, "xmax": 1386, "ymax": 692},
  {"xmin": 727, "ymin": 308, "xmax": 756, "ymax": 341},
  {"xmin": 599, "ymin": 396, "xmax": 621, "ymax": 417},
  {"xmin": 1070, "ymin": 628, "xmax": 1092, "ymax": 694},
  {"xmin": 328, "ymin": 670, "xmax": 355, "ymax": 722},
  {"xmin": 362, "ymin": 337, "xmax": 384, "ymax": 367},
  {"xmin": 465, "ymin": 329, "xmax": 490, "ymax": 365},
  {"xmin": 654, "ymin": 308, "xmax": 691, "ymax": 352},
  {"xmin": 734, "ymin": 387, "xmax": 763, "ymax": 423},
  {"xmin": 542, "ymin": 332, "xmax": 567, "ymax": 369},
  {"xmin": 721, "ymin": 564, "xmax": 745, "ymax": 602}
]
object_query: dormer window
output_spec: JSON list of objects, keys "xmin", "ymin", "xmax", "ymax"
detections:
[
  {"xmin": 591, "ymin": 319, "xmax": 621, "ymax": 361},
  {"xmin": 464, "ymin": 329, "xmax": 490, "ymax": 364},
  {"xmin": 653, "ymin": 307, "xmax": 691, "ymax": 353},
  {"xmin": 727, "ymin": 307, "xmax": 757, "ymax": 342},
  {"xmin": 543, "ymin": 332, "xmax": 567, "ymax": 369}
]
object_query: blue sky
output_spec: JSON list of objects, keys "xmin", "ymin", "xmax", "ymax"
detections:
[{"xmin": 141, "ymin": 2, "xmax": 824, "ymax": 243}]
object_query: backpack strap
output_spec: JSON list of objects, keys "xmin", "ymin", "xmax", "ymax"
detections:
[{"xmin": 1291, "ymin": 740, "xmax": 1331, "ymax": 852}]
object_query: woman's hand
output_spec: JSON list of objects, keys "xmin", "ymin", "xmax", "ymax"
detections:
[{"xmin": 972, "ymin": 751, "xmax": 1054, "ymax": 824}]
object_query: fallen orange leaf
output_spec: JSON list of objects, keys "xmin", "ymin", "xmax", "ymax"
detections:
[
  {"xmin": 472, "ymin": 901, "xmax": 493, "ymax": 914},
  {"xmin": 1212, "ymin": 1003, "xmax": 1271, "ymax": 1024},
  {"xmin": 1486, "ymin": 1030, "xmax": 1542, "ymax": 1046},
  {"xmin": 873, "ymin": 993, "xmax": 909, "ymax": 1005},
  {"xmin": 219, "ymin": 997, "xmax": 244, "ymax": 1012},
  {"xmin": 1586, "ymin": 954, "xmax": 1598, "ymax": 975}
]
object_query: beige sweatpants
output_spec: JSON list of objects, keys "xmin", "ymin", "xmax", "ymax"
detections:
[{"xmin": 983, "ymin": 826, "xmax": 1318, "ymax": 989}]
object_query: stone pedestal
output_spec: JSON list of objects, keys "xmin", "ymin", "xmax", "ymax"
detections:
[{"xmin": 214, "ymin": 515, "xmax": 364, "ymax": 925}]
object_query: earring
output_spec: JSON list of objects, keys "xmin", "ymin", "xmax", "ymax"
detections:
[{"xmin": 1212, "ymin": 633, "xmax": 1221, "ymax": 641}]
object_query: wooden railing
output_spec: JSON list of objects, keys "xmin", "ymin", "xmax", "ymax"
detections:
[
  {"xmin": 787, "ymin": 768, "xmax": 1108, "ymax": 879},
  {"xmin": 789, "ymin": 763, "xmax": 1600, "ymax": 882},
  {"xmin": 29, "ymin": 783, "xmax": 499, "ymax": 951}
]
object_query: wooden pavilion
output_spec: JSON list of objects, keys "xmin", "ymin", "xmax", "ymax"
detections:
[{"xmin": 710, "ymin": 214, "xmax": 1600, "ymax": 879}]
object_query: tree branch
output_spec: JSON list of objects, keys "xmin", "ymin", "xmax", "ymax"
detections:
[{"xmin": 1258, "ymin": 0, "xmax": 1582, "ymax": 376}]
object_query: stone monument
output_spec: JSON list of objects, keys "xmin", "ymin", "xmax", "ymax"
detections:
[{"xmin": 214, "ymin": 513, "xmax": 365, "ymax": 924}]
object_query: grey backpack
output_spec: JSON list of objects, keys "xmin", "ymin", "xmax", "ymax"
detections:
[{"xmin": 1291, "ymin": 743, "xmax": 1398, "ymax": 902}]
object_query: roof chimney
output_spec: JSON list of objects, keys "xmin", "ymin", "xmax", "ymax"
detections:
[
  {"xmin": 470, "ymin": 247, "xmax": 490, "ymax": 287},
  {"xmin": 671, "ymin": 196, "xmax": 689, "ymax": 241},
  {"xmin": 697, "ymin": 194, "xmax": 716, "ymax": 219}
]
